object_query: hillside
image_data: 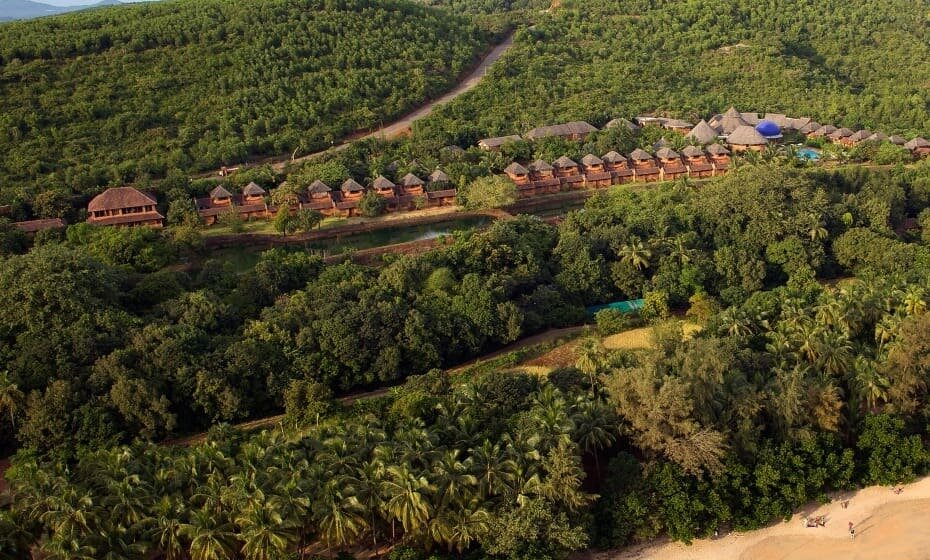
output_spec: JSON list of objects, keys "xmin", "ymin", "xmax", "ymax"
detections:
[
  {"xmin": 416, "ymin": 0, "xmax": 930, "ymax": 141},
  {"xmin": 0, "ymin": 0, "xmax": 490, "ymax": 202}
]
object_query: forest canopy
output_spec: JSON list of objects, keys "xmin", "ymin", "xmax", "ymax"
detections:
[
  {"xmin": 416, "ymin": 0, "xmax": 930, "ymax": 144},
  {"xmin": 0, "ymin": 0, "xmax": 491, "ymax": 203}
]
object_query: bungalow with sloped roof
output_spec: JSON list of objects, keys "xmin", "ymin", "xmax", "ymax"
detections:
[
  {"xmin": 478, "ymin": 135, "xmax": 522, "ymax": 151},
  {"xmin": 727, "ymin": 125, "xmax": 768, "ymax": 152},
  {"xmin": 656, "ymin": 147, "xmax": 687, "ymax": 180},
  {"xmin": 552, "ymin": 156, "xmax": 585, "ymax": 188},
  {"xmin": 706, "ymin": 143, "xmax": 731, "ymax": 174},
  {"xmin": 681, "ymin": 146, "xmax": 714, "ymax": 178},
  {"xmin": 687, "ymin": 120, "xmax": 719, "ymax": 145},
  {"xmin": 581, "ymin": 154, "xmax": 612, "ymax": 187},
  {"xmin": 629, "ymin": 149, "xmax": 660, "ymax": 182},
  {"xmin": 905, "ymin": 137, "xmax": 930, "ymax": 158},
  {"xmin": 525, "ymin": 121, "xmax": 598, "ymax": 142},
  {"xmin": 88, "ymin": 187, "xmax": 164, "ymax": 227}
]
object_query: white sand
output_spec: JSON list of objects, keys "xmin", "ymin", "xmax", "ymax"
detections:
[{"xmin": 592, "ymin": 476, "xmax": 930, "ymax": 560}]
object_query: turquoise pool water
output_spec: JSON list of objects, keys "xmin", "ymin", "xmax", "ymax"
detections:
[{"xmin": 797, "ymin": 147, "xmax": 822, "ymax": 161}]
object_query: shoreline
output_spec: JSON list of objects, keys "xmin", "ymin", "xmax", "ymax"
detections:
[{"xmin": 592, "ymin": 476, "xmax": 930, "ymax": 560}]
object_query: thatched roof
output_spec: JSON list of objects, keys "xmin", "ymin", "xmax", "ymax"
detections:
[
  {"xmin": 786, "ymin": 117, "xmax": 811, "ymax": 131},
  {"xmin": 528, "ymin": 159, "xmax": 554, "ymax": 172},
  {"xmin": 866, "ymin": 132, "xmax": 888, "ymax": 143},
  {"xmin": 717, "ymin": 107, "xmax": 750, "ymax": 135},
  {"xmin": 663, "ymin": 119, "xmax": 693, "ymax": 129},
  {"xmin": 210, "ymin": 185, "xmax": 233, "ymax": 199},
  {"xmin": 479, "ymin": 135, "xmax": 522, "ymax": 148},
  {"xmin": 629, "ymin": 148, "xmax": 654, "ymax": 161},
  {"xmin": 88, "ymin": 187, "xmax": 157, "ymax": 212},
  {"xmin": 905, "ymin": 137, "xmax": 930, "ymax": 149},
  {"xmin": 372, "ymin": 175, "xmax": 396, "ymax": 189},
  {"xmin": 605, "ymin": 118, "xmax": 638, "ymax": 131},
  {"xmin": 653, "ymin": 138, "xmax": 670, "ymax": 150},
  {"xmin": 505, "ymin": 162, "xmax": 530, "ymax": 175},
  {"xmin": 552, "ymin": 156, "xmax": 579, "ymax": 168},
  {"xmin": 706, "ymin": 143, "xmax": 730, "ymax": 155},
  {"xmin": 581, "ymin": 154, "xmax": 604, "ymax": 166},
  {"xmin": 798, "ymin": 120, "xmax": 821, "ymax": 134},
  {"xmin": 686, "ymin": 120, "xmax": 718, "ymax": 144},
  {"xmin": 401, "ymin": 173, "xmax": 424, "ymax": 187},
  {"xmin": 848, "ymin": 130, "xmax": 872, "ymax": 142},
  {"xmin": 308, "ymin": 180, "xmax": 332, "ymax": 193},
  {"xmin": 763, "ymin": 113, "xmax": 790, "ymax": 128},
  {"xmin": 727, "ymin": 125, "xmax": 768, "ymax": 146},
  {"xmin": 429, "ymin": 169, "xmax": 451, "ymax": 183},
  {"xmin": 341, "ymin": 179, "xmax": 365, "ymax": 192},
  {"xmin": 601, "ymin": 151, "xmax": 627, "ymax": 163},
  {"xmin": 889, "ymin": 135, "xmax": 907, "ymax": 145},
  {"xmin": 14, "ymin": 218, "xmax": 66, "ymax": 233},
  {"xmin": 524, "ymin": 121, "xmax": 597, "ymax": 140},
  {"xmin": 681, "ymin": 146, "xmax": 705, "ymax": 158},
  {"xmin": 829, "ymin": 128, "xmax": 854, "ymax": 139},
  {"xmin": 741, "ymin": 112, "xmax": 760, "ymax": 125},
  {"xmin": 242, "ymin": 182, "xmax": 266, "ymax": 196},
  {"xmin": 656, "ymin": 147, "xmax": 680, "ymax": 159}
]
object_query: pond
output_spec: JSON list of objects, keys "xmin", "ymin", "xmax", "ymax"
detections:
[
  {"xmin": 211, "ymin": 215, "xmax": 492, "ymax": 272},
  {"xmin": 307, "ymin": 215, "xmax": 491, "ymax": 254}
]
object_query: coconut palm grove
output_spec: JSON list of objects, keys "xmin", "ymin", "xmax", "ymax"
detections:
[{"xmin": 5, "ymin": 0, "xmax": 930, "ymax": 559}]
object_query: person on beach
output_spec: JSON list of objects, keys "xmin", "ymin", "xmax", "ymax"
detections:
[{"xmin": 848, "ymin": 522, "xmax": 855, "ymax": 539}]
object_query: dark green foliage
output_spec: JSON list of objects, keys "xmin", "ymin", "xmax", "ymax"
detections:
[
  {"xmin": 419, "ymin": 0, "xmax": 930, "ymax": 140},
  {"xmin": 856, "ymin": 414, "xmax": 930, "ymax": 485},
  {"xmin": 0, "ymin": 0, "xmax": 490, "ymax": 204}
]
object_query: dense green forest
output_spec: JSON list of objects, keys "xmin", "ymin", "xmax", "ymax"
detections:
[
  {"xmin": 416, "ymin": 0, "xmax": 930, "ymax": 144},
  {"xmin": 5, "ymin": 161, "xmax": 930, "ymax": 556},
  {"xmin": 0, "ymin": 0, "xmax": 492, "ymax": 205}
]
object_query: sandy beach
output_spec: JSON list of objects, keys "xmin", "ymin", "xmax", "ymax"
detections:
[{"xmin": 593, "ymin": 476, "xmax": 930, "ymax": 560}]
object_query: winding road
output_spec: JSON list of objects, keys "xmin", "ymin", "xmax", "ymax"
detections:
[{"xmin": 204, "ymin": 31, "xmax": 515, "ymax": 175}]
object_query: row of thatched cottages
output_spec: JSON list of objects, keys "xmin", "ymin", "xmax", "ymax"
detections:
[
  {"xmin": 82, "ymin": 170, "xmax": 457, "ymax": 228},
  {"xmin": 503, "ymin": 144, "xmax": 732, "ymax": 197},
  {"xmin": 480, "ymin": 107, "xmax": 930, "ymax": 155}
]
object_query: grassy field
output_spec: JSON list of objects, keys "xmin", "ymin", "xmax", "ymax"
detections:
[{"xmin": 602, "ymin": 322, "xmax": 702, "ymax": 351}]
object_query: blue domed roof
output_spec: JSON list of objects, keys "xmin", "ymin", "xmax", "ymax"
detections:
[{"xmin": 756, "ymin": 120, "xmax": 782, "ymax": 138}]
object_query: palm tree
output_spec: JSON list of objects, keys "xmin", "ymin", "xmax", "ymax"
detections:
[
  {"xmin": 235, "ymin": 500, "xmax": 297, "ymax": 560},
  {"xmin": 350, "ymin": 459, "xmax": 387, "ymax": 550},
  {"xmin": 617, "ymin": 239, "xmax": 652, "ymax": 271},
  {"xmin": 313, "ymin": 477, "xmax": 368, "ymax": 548},
  {"xmin": 571, "ymin": 397, "xmax": 617, "ymax": 473},
  {"xmin": 901, "ymin": 285, "xmax": 927, "ymax": 316},
  {"xmin": 849, "ymin": 356, "xmax": 889, "ymax": 413},
  {"xmin": 147, "ymin": 497, "xmax": 186, "ymax": 560},
  {"xmin": 575, "ymin": 337, "xmax": 605, "ymax": 391},
  {"xmin": 470, "ymin": 440, "xmax": 518, "ymax": 499},
  {"xmin": 430, "ymin": 450, "xmax": 478, "ymax": 510},
  {"xmin": 182, "ymin": 508, "xmax": 238, "ymax": 560},
  {"xmin": 381, "ymin": 464, "xmax": 434, "ymax": 541},
  {"xmin": 0, "ymin": 371, "xmax": 23, "ymax": 429}
]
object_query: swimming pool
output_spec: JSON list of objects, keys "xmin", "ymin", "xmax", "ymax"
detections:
[{"xmin": 797, "ymin": 147, "xmax": 822, "ymax": 161}]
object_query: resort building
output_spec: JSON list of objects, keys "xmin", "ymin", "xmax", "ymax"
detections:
[
  {"xmin": 14, "ymin": 218, "xmax": 66, "ymax": 233},
  {"xmin": 87, "ymin": 187, "xmax": 164, "ymax": 228},
  {"xmin": 581, "ymin": 154, "xmax": 612, "ymax": 187},
  {"xmin": 195, "ymin": 183, "xmax": 271, "ymax": 225},
  {"xmin": 687, "ymin": 120, "xmax": 719, "ymax": 144},
  {"xmin": 552, "ymin": 156, "xmax": 584, "ymax": 188},
  {"xmin": 629, "ymin": 148, "xmax": 660, "ymax": 182},
  {"xmin": 726, "ymin": 125, "xmax": 768, "ymax": 152},
  {"xmin": 905, "ymin": 137, "xmax": 930, "ymax": 157},
  {"xmin": 656, "ymin": 147, "xmax": 687, "ymax": 180},
  {"xmin": 478, "ymin": 135, "xmax": 522, "ymax": 151},
  {"xmin": 682, "ymin": 146, "xmax": 714, "ymax": 178},
  {"xmin": 524, "ymin": 121, "xmax": 598, "ymax": 142}
]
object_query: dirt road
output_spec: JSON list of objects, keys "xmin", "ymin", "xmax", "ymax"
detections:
[{"xmin": 268, "ymin": 32, "xmax": 514, "ymax": 171}]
